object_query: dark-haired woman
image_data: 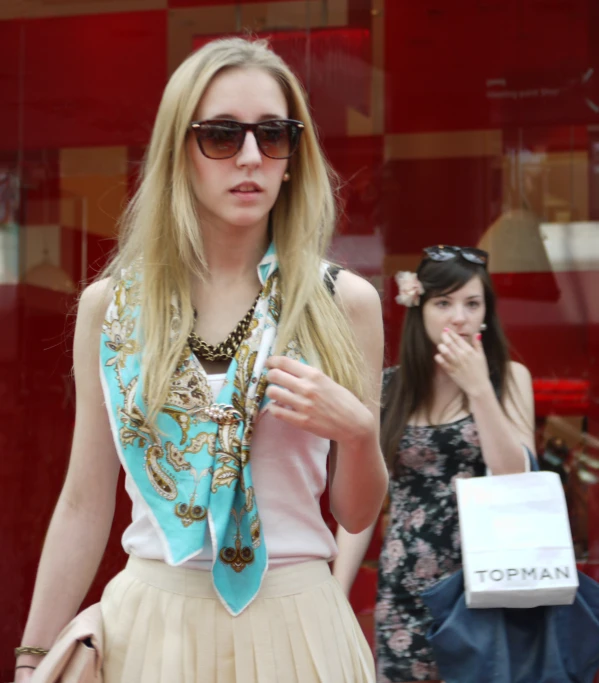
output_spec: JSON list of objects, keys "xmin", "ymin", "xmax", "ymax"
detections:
[{"xmin": 333, "ymin": 245, "xmax": 535, "ymax": 683}]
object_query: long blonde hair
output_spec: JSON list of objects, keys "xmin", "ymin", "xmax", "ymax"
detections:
[{"xmin": 102, "ymin": 37, "xmax": 364, "ymax": 420}]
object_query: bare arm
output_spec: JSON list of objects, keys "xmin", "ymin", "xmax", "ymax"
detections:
[
  {"xmin": 469, "ymin": 361, "xmax": 536, "ymax": 474},
  {"xmin": 328, "ymin": 270, "xmax": 388, "ymax": 532},
  {"xmin": 332, "ymin": 522, "xmax": 377, "ymax": 596},
  {"xmin": 265, "ymin": 271, "xmax": 387, "ymax": 534},
  {"xmin": 436, "ymin": 329, "xmax": 535, "ymax": 474},
  {"xmin": 15, "ymin": 280, "xmax": 120, "ymax": 678},
  {"xmin": 333, "ymin": 353, "xmax": 391, "ymax": 594}
]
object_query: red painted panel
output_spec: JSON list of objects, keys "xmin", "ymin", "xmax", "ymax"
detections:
[
  {"xmin": 20, "ymin": 150, "xmax": 61, "ymax": 226},
  {"xmin": 0, "ymin": 284, "xmax": 18, "ymax": 362},
  {"xmin": 588, "ymin": 487, "xmax": 599, "ymax": 562},
  {"xmin": 194, "ymin": 28, "xmax": 373, "ymax": 137},
  {"xmin": 590, "ymin": 128, "xmax": 599, "ymax": 220},
  {"xmin": 0, "ymin": 285, "xmax": 77, "ymax": 675},
  {"xmin": 170, "ymin": 0, "xmax": 288, "ymax": 5},
  {"xmin": 172, "ymin": 0, "xmax": 372, "ymax": 19},
  {"xmin": 324, "ymin": 135, "xmax": 383, "ymax": 236},
  {"xmin": 380, "ymin": 157, "xmax": 500, "ymax": 254},
  {"xmin": 21, "ymin": 11, "xmax": 167, "ymax": 149},
  {"xmin": 533, "ymin": 378, "xmax": 591, "ymax": 416},
  {"xmin": 0, "ymin": 21, "xmax": 21, "ymax": 152},
  {"xmin": 502, "ymin": 125, "xmax": 589, "ymax": 154},
  {"xmin": 385, "ymin": 0, "xmax": 596, "ymax": 132},
  {"xmin": 127, "ymin": 145, "xmax": 146, "ymax": 198},
  {"xmin": 60, "ymin": 227, "xmax": 117, "ymax": 287}
]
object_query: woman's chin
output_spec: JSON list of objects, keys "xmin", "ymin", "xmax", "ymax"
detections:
[{"xmin": 226, "ymin": 211, "xmax": 270, "ymax": 230}]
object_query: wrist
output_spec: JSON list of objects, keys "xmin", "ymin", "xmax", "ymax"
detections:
[
  {"xmin": 14, "ymin": 655, "xmax": 43, "ymax": 674},
  {"xmin": 16, "ymin": 653, "xmax": 45, "ymax": 669},
  {"xmin": 466, "ymin": 378, "xmax": 495, "ymax": 401},
  {"xmin": 340, "ymin": 410, "xmax": 376, "ymax": 452},
  {"xmin": 15, "ymin": 646, "xmax": 48, "ymax": 671}
]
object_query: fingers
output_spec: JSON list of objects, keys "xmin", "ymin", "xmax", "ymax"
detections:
[
  {"xmin": 266, "ymin": 359, "xmax": 322, "ymax": 400},
  {"xmin": 440, "ymin": 328, "xmax": 481, "ymax": 358},
  {"xmin": 434, "ymin": 352, "xmax": 451, "ymax": 371},
  {"xmin": 266, "ymin": 367, "xmax": 306, "ymax": 394},
  {"xmin": 438, "ymin": 330, "xmax": 464, "ymax": 365},
  {"xmin": 267, "ymin": 401, "xmax": 310, "ymax": 428},
  {"xmin": 441, "ymin": 328, "xmax": 469, "ymax": 350},
  {"xmin": 437, "ymin": 342, "xmax": 458, "ymax": 365},
  {"xmin": 265, "ymin": 362, "xmax": 320, "ymax": 416},
  {"xmin": 438, "ymin": 329, "xmax": 479, "ymax": 372},
  {"xmin": 265, "ymin": 382, "xmax": 313, "ymax": 411},
  {"xmin": 264, "ymin": 357, "xmax": 330, "ymax": 435},
  {"xmin": 266, "ymin": 355, "xmax": 306, "ymax": 377}
]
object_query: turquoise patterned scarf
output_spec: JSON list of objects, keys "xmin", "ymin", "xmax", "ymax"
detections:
[{"xmin": 99, "ymin": 244, "xmax": 297, "ymax": 615}]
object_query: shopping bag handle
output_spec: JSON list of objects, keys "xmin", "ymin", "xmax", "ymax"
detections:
[{"xmin": 525, "ymin": 445, "xmax": 539, "ymax": 472}]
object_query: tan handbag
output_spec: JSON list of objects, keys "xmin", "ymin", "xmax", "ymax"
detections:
[{"xmin": 29, "ymin": 604, "xmax": 103, "ymax": 683}]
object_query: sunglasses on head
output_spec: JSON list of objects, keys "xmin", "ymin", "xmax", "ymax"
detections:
[
  {"xmin": 423, "ymin": 245, "xmax": 489, "ymax": 267},
  {"xmin": 189, "ymin": 119, "xmax": 305, "ymax": 160}
]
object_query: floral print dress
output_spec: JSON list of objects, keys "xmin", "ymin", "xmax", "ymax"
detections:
[{"xmin": 375, "ymin": 369, "xmax": 486, "ymax": 682}]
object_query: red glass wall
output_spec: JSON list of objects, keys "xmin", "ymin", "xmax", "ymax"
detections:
[{"xmin": 1, "ymin": 1, "xmax": 598, "ymax": 678}]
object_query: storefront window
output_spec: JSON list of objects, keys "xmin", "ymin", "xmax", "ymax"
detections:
[{"xmin": 1, "ymin": 1, "xmax": 597, "ymax": 676}]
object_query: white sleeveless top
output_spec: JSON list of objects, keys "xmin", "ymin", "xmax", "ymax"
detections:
[{"xmin": 121, "ymin": 373, "xmax": 338, "ymax": 569}]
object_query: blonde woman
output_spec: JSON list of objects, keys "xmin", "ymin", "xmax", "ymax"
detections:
[{"xmin": 14, "ymin": 38, "xmax": 386, "ymax": 683}]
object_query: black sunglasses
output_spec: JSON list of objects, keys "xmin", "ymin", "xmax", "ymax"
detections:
[
  {"xmin": 189, "ymin": 119, "xmax": 305, "ymax": 160},
  {"xmin": 423, "ymin": 245, "xmax": 489, "ymax": 267}
]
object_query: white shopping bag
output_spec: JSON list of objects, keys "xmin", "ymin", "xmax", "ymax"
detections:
[{"xmin": 456, "ymin": 471, "xmax": 578, "ymax": 608}]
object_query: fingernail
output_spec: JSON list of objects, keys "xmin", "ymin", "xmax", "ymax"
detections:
[{"xmin": 476, "ymin": 333, "xmax": 482, "ymax": 340}]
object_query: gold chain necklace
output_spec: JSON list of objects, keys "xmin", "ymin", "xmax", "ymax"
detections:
[{"xmin": 188, "ymin": 293, "xmax": 261, "ymax": 363}]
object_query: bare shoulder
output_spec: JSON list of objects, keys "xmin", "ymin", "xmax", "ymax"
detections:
[
  {"xmin": 332, "ymin": 270, "xmax": 384, "ymax": 394},
  {"xmin": 76, "ymin": 278, "xmax": 113, "ymax": 332},
  {"xmin": 333, "ymin": 269, "xmax": 382, "ymax": 320},
  {"xmin": 79, "ymin": 277, "xmax": 113, "ymax": 314},
  {"xmin": 73, "ymin": 278, "xmax": 114, "ymax": 374},
  {"xmin": 508, "ymin": 361, "xmax": 533, "ymax": 389},
  {"xmin": 65, "ymin": 277, "xmax": 121, "ymax": 506},
  {"xmin": 503, "ymin": 361, "xmax": 535, "ymax": 451}
]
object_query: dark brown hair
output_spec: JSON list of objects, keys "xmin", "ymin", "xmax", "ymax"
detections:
[{"xmin": 381, "ymin": 256, "xmax": 512, "ymax": 475}]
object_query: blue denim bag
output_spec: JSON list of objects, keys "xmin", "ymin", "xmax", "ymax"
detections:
[{"xmin": 421, "ymin": 451, "xmax": 599, "ymax": 683}]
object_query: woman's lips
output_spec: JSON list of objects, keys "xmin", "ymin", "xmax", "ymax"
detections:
[{"xmin": 230, "ymin": 182, "xmax": 264, "ymax": 202}]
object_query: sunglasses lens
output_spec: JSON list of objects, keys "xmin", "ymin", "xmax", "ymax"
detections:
[
  {"xmin": 424, "ymin": 245, "xmax": 488, "ymax": 267},
  {"xmin": 256, "ymin": 121, "xmax": 301, "ymax": 159},
  {"xmin": 196, "ymin": 122, "xmax": 244, "ymax": 159},
  {"xmin": 461, "ymin": 249, "xmax": 488, "ymax": 265},
  {"xmin": 425, "ymin": 247, "xmax": 456, "ymax": 262}
]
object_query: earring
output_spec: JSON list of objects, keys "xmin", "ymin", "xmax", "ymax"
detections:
[
  {"xmin": 283, "ymin": 171, "xmax": 291, "ymax": 182},
  {"xmin": 480, "ymin": 323, "xmax": 487, "ymax": 331}
]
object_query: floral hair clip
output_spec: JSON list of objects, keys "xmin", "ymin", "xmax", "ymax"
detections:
[{"xmin": 395, "ymin": 271, "xmax": 425, "ymax": 307}]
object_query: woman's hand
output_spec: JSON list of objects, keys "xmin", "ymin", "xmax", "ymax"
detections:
[
  {"xmin": 265, "ymin": 356, "xmax": 375, "ymax": 446},
  {"xmin": 435, "ymin": 328, "xmax": 492, "ymax": 398}
]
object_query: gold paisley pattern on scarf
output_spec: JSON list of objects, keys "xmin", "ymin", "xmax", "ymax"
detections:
[
  {"xmin": 175, "ymin": 492, "xmax": 208, "ymax": 527},
  {"xmin": 100, "ymin": 251, "xmax": 332, "ymax": 611},
  {"xmin": 220, "ymin": 508, "xmax": 255, "ymax": 573},
  {"xmin": 102, "ymin": 275, "xmax": 214, "ymax": 520},
  {"xmin": 102, "ymin": 271, "xmax": 274, "ymax": 547},
  {"xmin": 194, "ymin": 403, "xmax": 245, "ymax": 495},
  {"xmin": 102, "ymin": 263, "xmax": 299, "ymax": 580},
  {"xmin": 250, "ymin": 515, "xmax": 261, "ymax": 548}
]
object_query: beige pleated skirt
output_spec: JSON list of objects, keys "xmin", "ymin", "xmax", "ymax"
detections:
[{"xmin": 100, "ymin": 556, "xmax": 375, "ymax": 683}]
